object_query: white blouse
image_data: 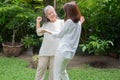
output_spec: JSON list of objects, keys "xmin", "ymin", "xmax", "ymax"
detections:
[
  {"xmin": 36, "ymin": 19, "xmax": 64, "ymax": 56},
  {"xmin": 51, "ymin": 19, "xmax": 82, "ymax": 59}
]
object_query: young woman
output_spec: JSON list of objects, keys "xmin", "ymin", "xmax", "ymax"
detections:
[
  {"xmin": 42, "ymin": 1, "xmax": 85, "ymax": 80},
  {"xmin": 35, "ymin": 5, "xmax": 64, "ymax": 80}
]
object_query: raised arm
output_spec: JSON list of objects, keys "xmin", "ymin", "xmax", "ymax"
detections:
[
  {"xmin": 80, "ymin": 16, "xmax": 85, "ymax": 24},
  {"xmin": 44, "ymin": 19, "xmax": 72, "ymax": 38},
  {"xmin": 36, "ymin": 16, "xmax": 42, "ymax": 29},
  {"xmin": 36, "ymin": 16, "xmax": 45, "ymax": 36}
]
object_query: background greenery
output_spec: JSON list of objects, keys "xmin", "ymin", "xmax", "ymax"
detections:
[
  {"xmin": 0, "ymin": 0, "xmax": 120, "ymax": 55},
  {"xmin": 0, "ymin": 1, "xmax": 119, "ymax": 80},
  {"xmin": 78, "ymin": 0, "xmax": 120, "ymax": 54}
]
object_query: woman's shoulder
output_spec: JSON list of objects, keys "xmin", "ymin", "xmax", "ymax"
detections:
[
  {"xmin": 42, "ymin": 22, "xmax": 52, "ymax": 29},
  {"xmin": 66, "ymin": 19, "xmax": 80, "ymax": 24},
  {"xmin": 44, "ymin": 21, "xmax": 52, "ymax": 25},
  {"xmin": 66, "ymin": 19, "xmax": 73, "ymax": 22},
  {"xmin": 65, "ymin": 19, "xmax": 73, "ymax": 24},
  {"xmin": 55, "ymin": 19, "xmax": 64, "ymax": 25},
  {"xmin": 56, "ymin": 19, "xmax": 64, "ymax": 22}
]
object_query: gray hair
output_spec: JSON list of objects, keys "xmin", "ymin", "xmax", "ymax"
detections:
[
  {"xmin": 42, "ymin": 5, "xmax": 58, "ymax": 23},
  {"xmin": 44, "ymin": 5, "xmax": 57, "ymax": 17}
]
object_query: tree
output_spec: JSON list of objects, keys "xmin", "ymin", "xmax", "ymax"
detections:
[
  {"xmin": 43, "ymin": 0, "xmax": 53, "ymax": 6},
  {"xmin": 54, "ymin": 0, "xmax": 56, "ymax": 9}
]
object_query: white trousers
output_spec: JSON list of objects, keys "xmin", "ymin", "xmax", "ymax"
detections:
[
  {"xmin": 53, "ymin": 52, "xmax": 70, "ymax": 80},
  {"xmin": 35, "ymin": 56, "xmax": 54, "ymax": 80}
]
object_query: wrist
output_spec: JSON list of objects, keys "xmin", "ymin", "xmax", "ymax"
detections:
[{"xmin": 36, "ymin": 21, "xmax": 40, "ymax": 23}]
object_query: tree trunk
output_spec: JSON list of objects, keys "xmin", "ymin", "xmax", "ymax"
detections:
[
  {"xmin": 12, "ymin": 28, "xmax": 17, "ymax": 46},
  {"xmin": 54, "ymin": 0, "xmax": 56, "ymax": 9},
  {"xmin": 43, "ymin": 0, "xmax": 53, "ymax": 6}
]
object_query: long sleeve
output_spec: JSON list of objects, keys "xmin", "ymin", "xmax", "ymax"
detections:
[
  {"xmin": 36, "ymin": 24, "xmax": 45, "ymax": 36},
  {"xmin": 46, "ymin": 19, "xmax": 82, "ymax": 59},
  {"xmin": 51, "ymin": 19, "xmax": 72, "ymax": 38},
  {"xmin": 38, "ymin": 19, "xmax": 63, "ymax": 56}
]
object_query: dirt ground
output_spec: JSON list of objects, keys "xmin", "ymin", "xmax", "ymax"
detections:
[
  {"xmin": 17, "ymin": 53, "xmax": 120, "ymax": 69},
  {"xmin": 68, "ymin": 55, "xmax": 120, "ymax": 68}
]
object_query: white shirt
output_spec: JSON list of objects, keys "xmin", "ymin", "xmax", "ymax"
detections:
[
  {"xmin": 52, "ymin": 19, "xmax": 82, "ymax": 59},
  {"xmin": 36, "ymin": 19, "xmax": 64, "ymax": 56}
]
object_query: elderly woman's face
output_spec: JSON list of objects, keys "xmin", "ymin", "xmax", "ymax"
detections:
[{"xmin": 46, "ymin": 8, "xmax": 56, "ymax": 22}]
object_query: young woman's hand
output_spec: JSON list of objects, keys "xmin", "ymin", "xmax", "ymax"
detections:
[
  {"xmin": 36, "ymin": 16, "xmax": 42, "ymax": 22},
  {"xmin": 80, "ymin": 16, "xmax": 85, "ymax": 24}
]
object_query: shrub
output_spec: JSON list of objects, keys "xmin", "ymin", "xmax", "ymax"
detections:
[
  {"xmin": 80, "ymin": 36, "xmax": 114, "ymax": 55},
  {"xmin": 0, "ymin": 4, "xmax": 37, "ymax": 43},
  {"xmin": 21, "ymin": 35, "xmax": 38, "ymax": 48},
  {"xmin": 0, "ymin": 35, "xmax": 2, "ymax": 44},
  {"xmin": 32, "ymin": 54, "xmax": 39, "ymax": 68},
  {"xmin": 77, "ymin": 0, "xmax": 120, "ymax": 49}
]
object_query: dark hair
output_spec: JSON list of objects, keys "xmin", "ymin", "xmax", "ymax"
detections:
[{"xmin": 63, "ymin": 1, "xmax": 81, "ymax": 23}]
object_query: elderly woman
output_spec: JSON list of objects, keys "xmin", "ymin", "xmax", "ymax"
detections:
[{"xmin": 35, "ymin": 5, "xmax": 64, "ymax": 80}]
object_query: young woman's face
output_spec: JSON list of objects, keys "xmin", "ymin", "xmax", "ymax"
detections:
[{"xmin": 46, "ymin": 9, "xmax": 56, "ymax": 22}]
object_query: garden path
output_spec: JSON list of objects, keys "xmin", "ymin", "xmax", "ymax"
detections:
[{"xmin": 17, "ymin": 53, "xmax": 120, "ymax": 69}]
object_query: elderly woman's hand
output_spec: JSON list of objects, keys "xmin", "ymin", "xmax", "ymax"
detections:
[{"xmin": 36, "ymin": 16, "xmax": 42, "ymax": 22}]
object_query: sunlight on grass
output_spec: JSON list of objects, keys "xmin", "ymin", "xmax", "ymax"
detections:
[
  {"xmin": 0, "ymin": 57, "xmax": 120, "ymax": 80},
  {"xmin": 68, "ymin": 66, "xmax": 120, "ymax": 80},
  {"xmin": 0, "ymin": 57, "xmax": 36, "ymax": 80}
]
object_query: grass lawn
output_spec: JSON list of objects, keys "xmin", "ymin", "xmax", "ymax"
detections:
[{"xmin": 0, "ymin": 56, "xmax": 120, "ymax": 80}]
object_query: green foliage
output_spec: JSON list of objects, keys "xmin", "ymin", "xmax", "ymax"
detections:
[
  {"xmin": 55, "ymin": 0, "xmax": 72, "ymax": 18},
  {"xmin": 0, "ymin": 3, "xmax": 37, "ymax": 42},
  {"xmin": 21, "ymin": 35, "xmax": 38, "ymax": 48},
  {"xmin": 0, "ymin": 0, "xmax": 5, "ymax": 3},
  {"xmin": 0, "ymin": 35, "xmax": 2, "ymax": 43},
  {"xmin": 32, "ymin": 54, "xmax": 39, "ymax": 68},
  {"xmin": 77, "ymin": 0, "xmax": 120, "ymax": 48},
  {"xmin": 80, "ymin": 36, "xmax": 113, "ymax": 55},
  {"xmin": 0, "ymin": 0, "xmax": 120, "ymax": 52},
  {"xmin": 32, "ymin": 54, "xmax": 39, "ymax": 63}
]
